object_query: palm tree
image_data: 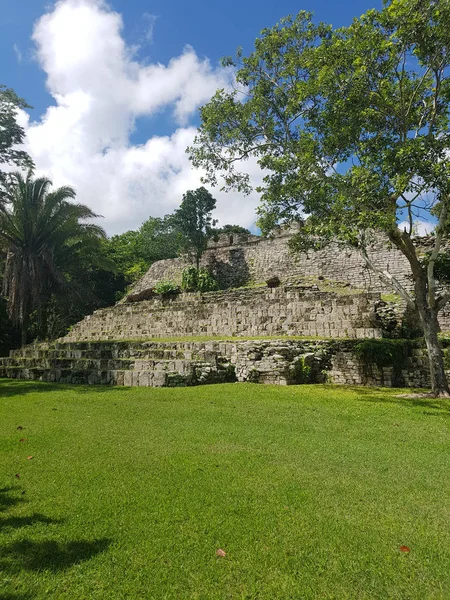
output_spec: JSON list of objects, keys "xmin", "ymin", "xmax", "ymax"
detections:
[{"xmin": 0, "ymin": 171, "xmax": 106, "ymax": 345}]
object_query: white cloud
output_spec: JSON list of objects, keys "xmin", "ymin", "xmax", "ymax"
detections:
[
  {"xmin": 398, "ymin": 220, "xmax": 435, "ymax": 236},
  {"xmin": 143, "ymin": 13, "xmax": 158, "ymax": 43},
  {"xmin": 13, "ymin": 44, "xmax": 22, "ymax": 63},
  {"xmin": 22, "ymin": 0, "xmax": 262, "ymax": 235}
]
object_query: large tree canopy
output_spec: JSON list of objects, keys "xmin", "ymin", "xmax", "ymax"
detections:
[
  {"xmin": 0, "ymin": 85, "xmax": 33, "ymax": 196},
  {"xmin": 171, "ymin": 187, "xmax": 217, "ymax": 269},
  {"xmin": 0, "ymin": 171, "xmax": 106, "ymax": 344},
  {"xmin": 188, "ymin": 0, "xmax": 450, "ymax": 395}
]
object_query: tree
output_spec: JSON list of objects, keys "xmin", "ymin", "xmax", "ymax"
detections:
[
  {"xmin": 213, "ymin": 224, "xmax": 251, "ymax": 235},
  {"xmin": 139, "ymin": 215, "xmax": 181, "ymax": 265},
  {"xmin": 0, "ymin": 85, "xmax": 33, "ymax": 198},
  {"xmin": 0, "ymin": 171, "xmax": 106, "ymax": 345},
  {"xmin": 171, "ymin": 187, "xmax": 217, "ymax": 269},
  {"xmin": 188, "ymin": 2, "xmax": 450, "ymax": 396}
]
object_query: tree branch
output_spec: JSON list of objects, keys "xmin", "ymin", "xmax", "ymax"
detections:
[{"xmin": 358, "ymin": 234, "xmax": 414, "ymax": 308}]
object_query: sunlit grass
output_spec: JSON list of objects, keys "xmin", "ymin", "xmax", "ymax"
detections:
[{"xmin": 1, "ymin": 380, "xmax": 450, "ymax": 599}]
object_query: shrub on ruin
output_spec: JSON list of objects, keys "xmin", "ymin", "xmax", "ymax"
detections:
[
  {"xmin": 181, "ymin": 266, "xmax": 218, "ymax": 292},
  {"xmin": 154, "ymin": 281, "xmax": 181, "ymax": 298}
]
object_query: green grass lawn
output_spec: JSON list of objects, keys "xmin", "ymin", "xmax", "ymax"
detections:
[{"xmin": 1, "ymin": 380, "xmax": 450, "ymax": 599}]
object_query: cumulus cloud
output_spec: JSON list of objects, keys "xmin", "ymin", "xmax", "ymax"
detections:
[
  {"xmin": 398, "ymin": 220, "xmax": 435, "ymax": 236},
  {"xmin": 23, "ymin": 0, "xmax": 263, "ymax": 234}
]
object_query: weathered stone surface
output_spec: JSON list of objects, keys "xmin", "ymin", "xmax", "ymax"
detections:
[
  {"xmin": 0, "ymin": 339, "xmax": 440, "ymax": 389},
  {"xmin": 131, "ymin": 227, "xmax": 428, "ymax": 296},
  {"xmin": 1, "ymin": 228, "xmax": 449, "ymax": 390},
  {"xmin": 62, "ymin": 286, "xmax": 382, "ymax": 343}
]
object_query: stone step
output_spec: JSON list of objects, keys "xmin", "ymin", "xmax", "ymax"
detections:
[
  {"xmin": 0, "ymin": 340, "xmax": 237, "ymax": 388},
  {"xmin": 0, "ymin": 367, "xmax": 190, "ymax": 387},
  {"xmin": 0, "ymin": 338, "xmax": 437, "ymax": 389},
  {"xmin": 0, "ymin": 361, "xmax": 236, "ymax": 387},
  {"xmin": 7, "ymin": 343, "xmax": 230, "ymax": 362},
  {"xmin": 0, "ymin": 357, "xmax": 196, "ymax": 372}
]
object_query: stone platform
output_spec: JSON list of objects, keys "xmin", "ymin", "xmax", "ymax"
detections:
[
  {"xmin": 0, "ymin": 338, "xmax": 436, "ymax": 389},
  {"xmin": 62, "ymin": 286, "xmax": 383, "ymax": 343}
]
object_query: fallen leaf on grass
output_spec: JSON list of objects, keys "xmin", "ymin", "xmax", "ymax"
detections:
[
  {"xmin": 400, "ymin": 546, "xmax": 410, "ymax": 553},
  {"xmin": 19, "ymin": 438, "xmax": 27, "ymax": 443},
  {"xmin": 27, "ymin": 456, "xmax": 33, "ymax": 460},
  {"xmin": 15, "ymin": 474, "xmax": 20, "ymax": 479},
  {"xmin": 216, "ymin": 549, "xmax": 226, "ymax": 557}
]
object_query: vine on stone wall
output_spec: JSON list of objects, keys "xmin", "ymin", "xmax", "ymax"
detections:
[{"xmin": 354, "ymin": 339, "xmax": 414, "ymax": 383}]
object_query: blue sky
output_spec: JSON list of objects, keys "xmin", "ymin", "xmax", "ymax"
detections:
[{"xmin": 1, "ymin": 0, "xmax": 384, "ymax": 234}]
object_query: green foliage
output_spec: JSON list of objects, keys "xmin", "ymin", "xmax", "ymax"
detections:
[
  {"xmin": 0, "ymin": 85, "xmax": 34, "ymax": 196},
  {"xmin": 97, "ymin": 215, "xmax": 182, "ymax": 303},
  {"xmin": 188, "ymin": 1, "xmax": 450, "ymax": 393},
  {"xmin": 0, "ymin": 171, "xmax": 107, "ymax": 344},
  {"xmin": 0, "ymin": 296, "xmax": 19, "ymax": 356},
  {"xmin": 354, "ymin": 339, "xmax": 413, "ymax": 369},
  {"xmin": 432, "ymin": 253, "xmax": 450, "ymax": 285},
  {"xmin": 139, "ymin": 215, "xmax": 181, "ymax": 264},
  {"xmin": 189, "ymin": 5, "xmax": 450, "ymax": 241},
  {"xmin": 181, "ymin": 266, "xmax": 219, "ymax": 292},
  {"xmin": 171, "ymin": 187, "xmax": 217, "ymax": 268},
  {"xmin": 196, "ymin": 269, "xmax": 219, "ymax": 292},
  {"xmin": 181, "ymin": 266, "xmax": 198, "ymax": 292},
  {"xmin": 213, "ymin": 224, "xmax": 251, "ymax": 236},
  {"xmin": 380, "ymin": 293, "xmax": 402, "ymax": 304},
  {"xmin": 153, "ymin": 281, "xmax": 180, "ymax": 297},
  {"xmin": 290, "ymin": 356, "xmax": 312, "ymax": 383}
]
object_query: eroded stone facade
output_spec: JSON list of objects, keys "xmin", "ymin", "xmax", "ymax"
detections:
[
  {"xmin": 1, "ymin": 228, "xmax": 447, "ymax": 389},
  {"xmin": 63, "ymin": 286, "xmax": 382, "ymax": 343},
  {"xmin": 0, "ymin": 338, "xmax": 438, "ymax": 389},
  {"xmin": 132, "ymin": 227, "xmax": 419, "ymax": 295}
]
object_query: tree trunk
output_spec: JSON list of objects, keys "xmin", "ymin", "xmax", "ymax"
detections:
[
  {"xmin": 384, "ymin": 228, "xmax": 450, "ymax": 397},
  {"xmin": 416, "ymin": 302, "xmax": 450, "ymax": 397},
  {"xmin": 21, "ymin": 320, "xmax": 27, "ymax": 347}
]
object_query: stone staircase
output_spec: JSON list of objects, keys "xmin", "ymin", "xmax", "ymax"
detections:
[
  {"xmin": 62, "ymin": 287, "xmax": 383, "ymax": 343},
  {"xmin": 0, "ymin": 341, "xmax": 237, "ymax": 387}
]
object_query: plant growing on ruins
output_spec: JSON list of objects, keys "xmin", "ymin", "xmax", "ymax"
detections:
[
  {"xmin": 154, "ymin": 281, "xmax": 180, "ymax": 298},
  {"xmin": 188, "ymin": 0, "xmax": 450, "ymax": 396},
  {"xmin": 171, "ymin": 187, "xmax": 217, "ymax": 269},
  {"xmin": 181, "ymin": 266, "xmax": 219, "ymax": 293},
  {"xmin": 0, "ymin": 171, "xmax": 106, "ymax": 345}
]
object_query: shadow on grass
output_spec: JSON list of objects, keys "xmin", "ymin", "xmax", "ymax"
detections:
[
  {"xmin": 0, "ymin": 538, "xmax": 111, "ymax": 574},
  {"xmin": 0, "ymin": 378, "xmax": 130, "ymax": 398},
  {"xmin": 0, "ymin": 488, "xmax": 111, "ymax": 579},
  {"xmin": 0, "ymin": 513, "xmax": 60, "ymax": 532},
  {"xmin": 0, "ymin": 487, "xmax": 24, "ymax": 512},
  {"xmin": 347, "ymin": 385, "xmax": 450, "ymax": 416}
]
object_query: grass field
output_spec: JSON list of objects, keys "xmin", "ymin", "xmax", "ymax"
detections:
[{"xmin": 1, "ymin": 379, "xmax": 450, "ymax": 599}]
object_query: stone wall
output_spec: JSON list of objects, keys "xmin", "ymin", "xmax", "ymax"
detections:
[
  {"xmin": 63, "ymin": 286, "xmax": 382, "ymax": 343},
  {"xmin": 0, "ymin": 338, "xmax": 437, "ymax": 389},
  {"xmin": 132, "ymin": 228, "xmax": 417, "ymax": 296}
]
